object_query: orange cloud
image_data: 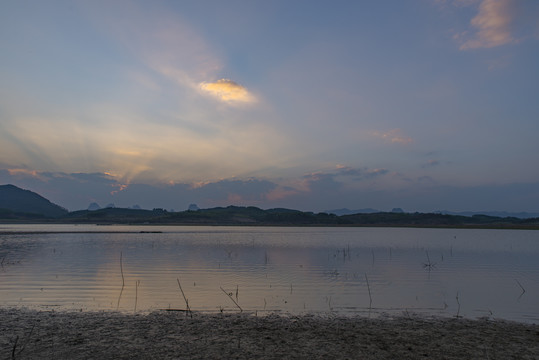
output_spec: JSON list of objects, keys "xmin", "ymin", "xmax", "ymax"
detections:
[
  {"xmin": 7, "ymin": 168, "xmax": 45, "ymax": 180},
  {"xmin": 199, "ymin": 79, "xmax": 256, "ymax": 104},
  {"xmin": 459, "ymin": 0, "xmax": 515, "ymax": 50},
  {"xmin": 111, "ymin": 183, "xmax": 129, "ymax": 196}
]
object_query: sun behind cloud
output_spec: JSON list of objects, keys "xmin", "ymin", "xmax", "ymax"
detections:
[{"xmin": 199, "ymin": 79, "xmax": 257, "ymax": 104}]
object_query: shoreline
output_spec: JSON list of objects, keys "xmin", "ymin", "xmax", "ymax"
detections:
[
  {"xmin": 1, "ymin": 309, "xmax": 538, "ymax": 359},
  {"xmin": 2, "ymin": 224, "xmax": 539, "ymax": 232}
]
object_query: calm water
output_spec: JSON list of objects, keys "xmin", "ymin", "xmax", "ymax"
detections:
[{"xmin": 1, "ymin": 225, "xmax": 538, "ymax": 323}]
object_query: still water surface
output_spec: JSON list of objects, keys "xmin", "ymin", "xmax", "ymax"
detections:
[{"xmin": 1, "ymin": 225, "xmax": 538, "ymax": 323}]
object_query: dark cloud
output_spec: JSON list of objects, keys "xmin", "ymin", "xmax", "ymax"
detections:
[
  {"xmin": 302, "ymin": 172, "xmax": 343, "ymax": 193},
  {"xmin": 2, "ymin": 168, "xmax": 539, "ymax": 214},
  {"xmin": 336, "ymin": 166, "xmax": 389, "ymax": 180}
]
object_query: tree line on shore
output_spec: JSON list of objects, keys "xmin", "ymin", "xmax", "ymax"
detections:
[{"xmin": 1, "ymin": 184, "xmax": 538, "ymax": 228}]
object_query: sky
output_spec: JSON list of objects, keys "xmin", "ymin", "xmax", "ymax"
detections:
[{"xmin": 1, "ymin": 0, "xmax": 539, "ymax": 213}]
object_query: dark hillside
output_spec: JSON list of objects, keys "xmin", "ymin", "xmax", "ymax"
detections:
[
  {"xmin": 64, "ymin": 206, "xmax": 346, "ymax": 225},
  {"xmin": 0, "ymin": 184, "xmax": 68, "ymax": 218}
]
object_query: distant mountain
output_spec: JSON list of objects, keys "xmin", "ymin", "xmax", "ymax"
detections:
[
  {"xmin": 327, "ymin": 207, "xmax": 539, "ymax": 219},
  {"xmin": 188, "ymin": 203, "xmax": 200, "ymax": 211},
  {"xmin": 87, "ymin": 202, "xmax": 101, "ymax": 211},
  {"xmin": 0, "ymin": 184, "xmax": 68, "ymax": 218},
  {"xmin": 324, "ymin": 208, "xmax": 380, "ymax": 216},
  {"xmin": 437, "ymin": 210, "xmax": 539, "ymax": 219}
]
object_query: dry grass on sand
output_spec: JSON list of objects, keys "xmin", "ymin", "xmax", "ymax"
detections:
[{"xmin": 1, "ymin": 309, "xmax": 538, "ymax": 359}]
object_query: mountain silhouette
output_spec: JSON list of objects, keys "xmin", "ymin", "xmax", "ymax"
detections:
[{"xmin": 0, "ymin": 184, "xmax": 68, "ymax": 218}]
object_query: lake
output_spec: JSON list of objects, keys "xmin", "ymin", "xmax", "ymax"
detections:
[{"xmin": 1, "ymin": 225, "xmax": 538, "ymax": 323}]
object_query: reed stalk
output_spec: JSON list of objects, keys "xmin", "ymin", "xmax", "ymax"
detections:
[
  {"xmin": 134, "ymin": 280, "xmax": 140, "ymax": 313},
  {"xmin": 116, "ymin": 252, "xmax": 125, "ymax": 310},
  {"xmin": 455, "ymin": 292, "xmax": 461, "ymax": 318},
  {"xmin": 365, "ymin": 273, "xmax": 372, "ymax": 309},
  {"xmin": 422, "ymin": 250, "xmax": 436, "ymax": 270},
  {"xmin": 120, "ymin": 252, "xmax": 125, "ymax": 287},
  {"xmin": 515, "ymin": 279, "xmax": 526, "ymax": 300},
  {"xmin": 220, "ymin": 286, "xmax": 243, "ymax": 312},
  {"xmin": 177, "ymin": 278, "xmax": 192, "ymax": 317}
]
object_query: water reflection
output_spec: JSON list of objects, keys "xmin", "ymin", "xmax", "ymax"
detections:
[{"xmin": 0, "ymin": 226, "xmax": 538, "ymax": 323}]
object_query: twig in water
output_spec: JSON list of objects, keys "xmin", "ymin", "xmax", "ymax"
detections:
[
  {"xmin": 236, "ymin": 285, "xmax": 239, "ymax": 302},
  {"xmin": 116, "ymin": 252, "xmax": 125, "ymax": 310},
  {"xmin": 134, "ymin": 280, "xmax": 140, "ymax": 313},
  {"xmin": 515, "ymin": 279, "xmax": 526, "ymax": 300},
  {"xmin": 422, "ymin": 250, "xmax": 436, "ymax": 270},
  {"xmin": 365, "ymin": 273, "xmax": 372, "ymax": 309},
  {"xmin": 220, "ymin": 286, "xmax": 243, "ymax": 312},
  {"xmin": 455, "ymin": 292, "xmax": 461, "ymax": 318},
  {"xmin": 177, "ymin": 278, "xmax": 192, "ymax": 317},
  {"xmin": 120, "ymin": 252, "xmax": 125, "ymax": 287}
]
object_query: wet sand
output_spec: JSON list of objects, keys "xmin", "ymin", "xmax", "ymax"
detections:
[{"xmin": 1, "ymin": 309, "xmax": 538, "ymax": 359}]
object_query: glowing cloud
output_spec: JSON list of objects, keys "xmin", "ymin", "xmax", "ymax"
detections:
[
  {"xmin": 459, "ymin": 0, "xmax": 515, "ymax": 50},
  {"xmin": 7, "ymin": 168, "xmax": 44, "ymax": 180},
  {"xmin": 199, "ymin": 79, "xmax": 257, "ymax": 104},
  {"xmin": 110, "ymin": 183, "xmax": 129, "ymax": 196}
]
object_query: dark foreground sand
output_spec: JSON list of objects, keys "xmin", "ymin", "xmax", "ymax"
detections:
[{"xmin": 1, "ymin": 309, "xmax": 538, "ymax": 359}]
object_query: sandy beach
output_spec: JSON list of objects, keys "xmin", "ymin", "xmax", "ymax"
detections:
[{"xmin": 1, "ymin": 309, "xmax": 538, "ymax": 359}]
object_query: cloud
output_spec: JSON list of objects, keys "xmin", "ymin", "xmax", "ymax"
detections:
[
  {"xmin": 459, "ymin": 0, "xmax": 515, "ymax": 50},
  {"xmin": 199, "ymin": 79, "xmax": 257, "ymax": 104},
  {"xmin": 4, "ymin": 167, "xmax": 539, "ymax": 213},
  {"xmin": 421, "ymin": 159, "xmax": 441, "ymax": 168},
  {"xmin": 264, "ymin": 186, "xmax": 299, "ymax": 202},
  {"xmin": 454, "ymin": 0, "xmax": 539, "ymax": 51},
  {"xmin": 336, "ymin": 165, "xmax": 389, "ymax": 179},
  {"xmin": 371, "ymin": 129, "xmax": 414, "ymax": 145},
  {"xmin": 6, "ymin": 168, "xmax": 45, "ymax": 180},
  {"xmin": 300, "ymin": 172, "xmax": 343, "ymax": 195}
]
